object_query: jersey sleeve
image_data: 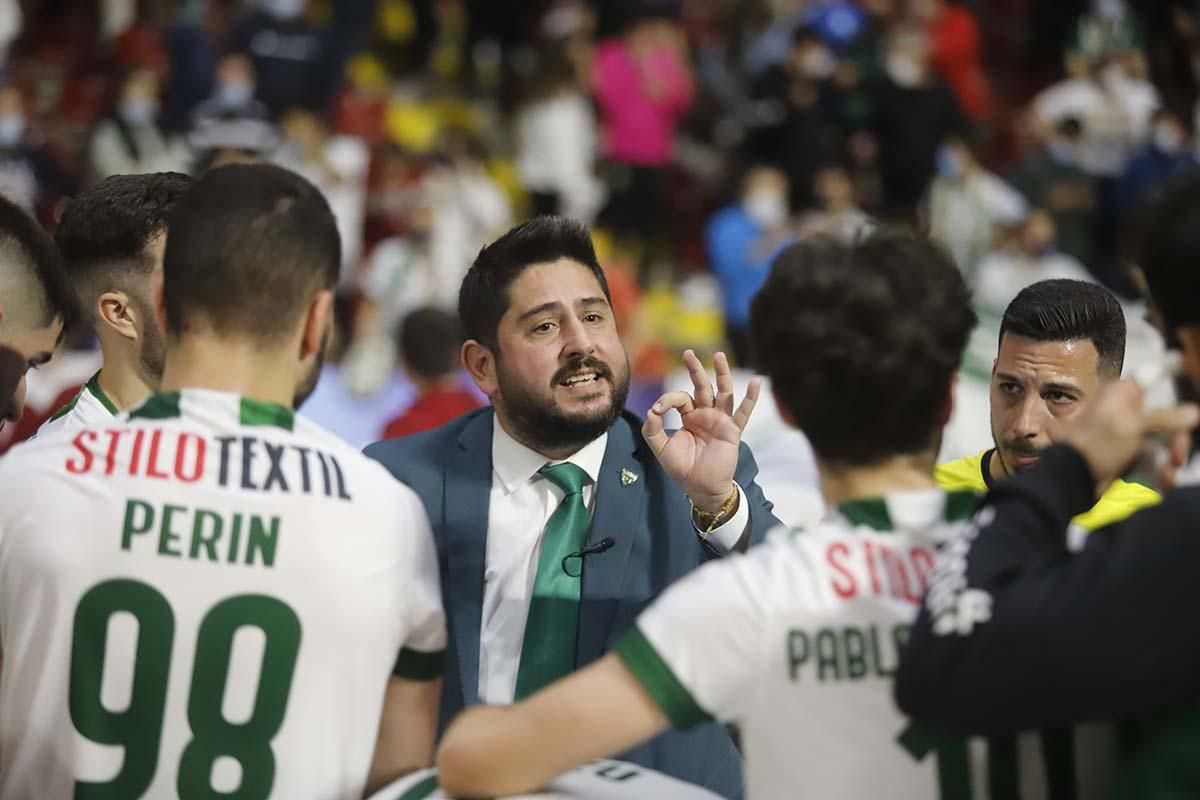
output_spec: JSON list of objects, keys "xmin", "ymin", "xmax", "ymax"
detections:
[
  {"xmin": 613, "ymin": 546, "xmax": 772, "ymax": 727},
  {"xmin": 393, "ymin": 492, "xmax": 447, "ymax": 682}
]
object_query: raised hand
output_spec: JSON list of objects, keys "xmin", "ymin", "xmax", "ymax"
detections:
[{"xmin": 642, "ymin": 350, "xmax": 761, "ymax": 513}]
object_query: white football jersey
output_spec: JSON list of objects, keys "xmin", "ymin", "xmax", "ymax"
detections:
[
  {"xmin": 0, "ymin": 388, "xmax": 446, "ymax": 800},
  {"xmin": 369, "ymin": 760, "xmax": 722, "ymax": 800},
  {"xmin": 36, "ymin": 371, "xmax": 118, "ymax": 437},
  {"xmin": 613, "ymin": 489, "xmax": 1114, "ymax": 800}
]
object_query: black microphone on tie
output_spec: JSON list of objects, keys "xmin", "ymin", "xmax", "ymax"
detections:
[{"xmin": 561, "ymin": 537, "xmax": 616, "ymax": 577}]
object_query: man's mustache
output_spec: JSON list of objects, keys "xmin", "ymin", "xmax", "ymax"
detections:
[
  {"xmin": 1003, "ymin": 438, "xmax": 1042, "ymax": 458},
  {"xmin": 552, "ymin": 357, "xmax": 613, "ymax": 386}
]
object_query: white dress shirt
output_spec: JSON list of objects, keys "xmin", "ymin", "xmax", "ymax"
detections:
[{"xmin": 478, "ymin": 421, "xmax": 750, "ymax": 703}]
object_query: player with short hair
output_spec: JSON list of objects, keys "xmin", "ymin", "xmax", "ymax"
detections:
[
  {"xmin": 434, "ymin": 229, "xmax": 985, "ymax": 799},
  {"xmin": 0, "ymin": 193, "xmax": 78, "ymax": 431},
  {"xmin": 39, "ymin": 172, "xmax": 192, "ymax": 434},
  {"xmin": 937, "ymin": 278, "xmax": 1159, "ymax": 530},
  {"xmin": 0, "ymin": 164, "xmax": 445, "ymax": 799}
]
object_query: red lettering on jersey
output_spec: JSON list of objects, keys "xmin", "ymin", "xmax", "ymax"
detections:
[
  {"xmin": 65, "ymin": 431, "xmax": 97, "ymax": 474},
  {"xmin": 910, "ymin": 547, "xmax": 935, "ymax": 593},
  {"xmin": 827, "ymin": 543, "xmax": 857, "ymax": 598},
  {"xmin": 129, "ymin": 429, "xmax": 146, "ymax": 475},
  {"xmin": 863, "ymin": 540, "xmax": 882, "ymax": 596},
  {"xmin": 103, "ymin": 429, "xmax": 124, "ymax": 475},
  {"xmin": 145, "ymin": 430, "xmax": 169, "ymax": 479},
  {"xmin": 174, "ymin": 433, "xmax": 205, "ymax": 482},
  {"xmin": 884, "ymin": 544, "xmax": 920, "ymax": 603}
]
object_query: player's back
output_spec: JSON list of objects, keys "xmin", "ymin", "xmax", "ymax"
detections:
[
  {"xmin": 369, "ymin": 760, "xmax": 723, "ymax": 800},
  {"xmin": 735, "ymin": 489, "xmax": 980, "ymax": 798},
  {"xmin": 0, "ymin": 389, "xmax": 444, "ymax": 800}
]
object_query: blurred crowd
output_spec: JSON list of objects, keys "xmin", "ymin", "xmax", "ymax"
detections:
[{"xmin": 2, "ymin": 0, "xmax": 1197, "ymax": 473}]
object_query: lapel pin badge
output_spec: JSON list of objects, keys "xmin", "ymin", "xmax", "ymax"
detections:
[{"xmin": 621, "ymin": 468, "xmax": 639, "ymax": 486}]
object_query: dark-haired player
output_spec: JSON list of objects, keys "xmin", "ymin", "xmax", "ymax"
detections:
[
  {"xmin": 39, "ymin": 172, "xmax": 192, "ymax": 434},
  {"xmin": 0, "ymin": 193, "xmax": 78, "ymax": 432},
  {"xmin": 434, "ymin": 230, "xmax": 988, "ymax": 799},
  {"xmin": 937, "ymin": 278, "xmax": 1159, "ymax": 530},
  {"xmin": 0, "ymin": 165, "xmax": 445, "ymax": 797}
]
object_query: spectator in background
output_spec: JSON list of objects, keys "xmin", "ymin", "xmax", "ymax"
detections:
[
  {"xmin": 926, "ymin": 133, "xmax": 1028, "ymax": 279},
  {"xmin": 515, "ymin": 46, "xmax": 604, "ymax": 223},
  {"xmin": 90, "ymin": 67, "xmax": 190, "ymax": 180},
  {"xmin": 1010, "ymin": 117, "xmax": 1098, "ymax": 267},
  {"xmin": 230, "ymin": 0, "xmax": 327, "ymax": 118},
  {"xmin": 973, "ymin": 209, "xmax": 1096, "ymax": 316},
  {"xmin": 0, "ymin": 85, "xmax": 76, "ymax": 215},
  {"xmin": 188, "ymin": 52, "xmax": 279, "ymax": 172},
  {"xmin": 381, "ymin": 307, "xmax": 480, "ymax": 439},
  {"xmin": 797, "ymin": 162, "xmax": 873, "ymax": 242},
  {"xmin": 706, "ymin": 166, "xmax": 796, "ymax": 365},
  {"xmin": 871, "ymin": 27, "xmax": 966, "ymax": 216},
  {"xmin": 1069, "ymin": 0, "xmax": 1146, "ymax": 65},
  {"xmin": 916, "ymin": 0, "xmax": 993, "ymax": 123},
  {"xmin": 1117, "ymin": 108, "xmax": 1198, "ymax": 214},
  {"xmin": 273, "ymin": 108, "xmax": 370, "ymax": 277},
  {"xmin": 592, "ymin": 10, "xmax": 694, "ymax": 253},
  {"xmin": 745, "ymin": 25, "xmax": 838, "ymax": 210}
]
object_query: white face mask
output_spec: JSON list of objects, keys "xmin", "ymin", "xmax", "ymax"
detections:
[
  {"xmin": 1094, "ymin": 0, "xmax": 1124, "ymax": 20},
  {"xmin": 0, "ymin": 114, "xmax": 25, "ymax": 147},
  {"xmin": 743, "ymin": 190, "xmax": 788, "ymax": 229},
  {"xmin": 119, "ymin": 97, "xmax": 158, "ymax": 127},
  {"xmin": 263, "ymin": 0, "xmax": 305, "ymax": 20},
  {"xmin": 886, "ymin": 54, "xmax": 923, "ymax": 88},
  {"xmin": 1154, "ymin": 123, "xmax": 1184, "ymax": 155},
  {"xmin": 1047, "ymin": 138, "xmax": 1076, "ymax": 166},
  {"xmin": 217, "ymin": 80, "xmax": 255, "ymax": 107}
]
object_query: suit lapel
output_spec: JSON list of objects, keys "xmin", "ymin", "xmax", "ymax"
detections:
[
  {"xmin": 444, "ymin": 410, "xmax": 493, "ymax": 707},
  {"xmin": 578, "ymin": 413, "xmax": 647, "ymax": 666}
]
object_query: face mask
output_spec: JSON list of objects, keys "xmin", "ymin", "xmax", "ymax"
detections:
[
  {"xmin": 1094, "ymin": 0, "xmax": 1123, "ymax": 20},
  {"xmin": 263, "ymin": 0, "xmax": 305, "ymax": 20},
  {"xmin": 743, "ymin": 190, "xmax": 788, "ymax": 229},
  {"xmin": 885, "ymin": 54, "xmax": 923, "ymax": 88},
  {"xmin": 0, "ymin": 114, "xmax": 26, "ymax": 147},
  {"xmin": 1154, "ymin": 124, "xmax": 1184, "ymax": 155},
  {"xmin": 935, "ymin": 146, "xmax": 964, "ymax": 179},
  {"xmin": 801, "ymin": 47, "xmax": 836, "ymax": 80},
  {"xmin": 119, "ymin": 97, "xmax": 158, "ymax": 127},
  {"xmin": 217, "ymin": 81, "xmax": 254, "ymax": 107},
  {"xmin": 1047, "ymin": 139, "xmax": 1077, "ymax": 166}
]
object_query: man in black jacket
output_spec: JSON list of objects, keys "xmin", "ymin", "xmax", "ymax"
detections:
[{"xmin": 895, "ymin": 171, "xmax": 1200, "ymax": 796}]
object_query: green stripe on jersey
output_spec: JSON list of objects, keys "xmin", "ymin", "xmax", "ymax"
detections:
[
  {"xmin": 614, "ymin": 626, "xmax": 712, "ymax": 730},
  {"xmin": 839, "ymin": 489, "xmax": 982, "ymax": 532},
  {"xmin": 129, "ymin": 392, "xmax": 182, "ymax": 421},
  {"xmin": 394, "ymin": 647, "xmax": 444, "ymax": 681},
  {"xmin": 47, "ymin": 387, "xmax": 83, "ymax": 422},
  {"xmin": 395, "ymin": 775, "xmax": 439, "ymax": 800},
  {"xmin": 86, "ymin": 371, "xmax": 120, "ymax": 415},
  {"xmin": 240, "ymin": 397, "xmax": 295, "ymax": 431}
]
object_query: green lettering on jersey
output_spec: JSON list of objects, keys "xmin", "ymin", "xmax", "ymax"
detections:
[
  {"xmin": 158, "ymin": 505, "xmax": 186, "ymax": 558},
  {"xmin": 121, "ymin": 499, "xmax": 155, "ymax": 550},
  {"xmin": 815, "ymin": 628, "xmax": 841, "ymax": 682},
  {"xmin": 189, "ymin": 510, "xmax": 223, "ymax": 561},
  {"xmin": 844, "ymin": 626, "xmax": 868, "ymax": 680},
  {"xmin": 787, "ymin": 630, "xmax": 809, "ymax": 681},
  {"xmin": 228, "ymin": 514, "xmax": 243, "ymax": 564},
  {"xmin": 247, "ymin": 515, "xmax": 280, "ymax": 568}
]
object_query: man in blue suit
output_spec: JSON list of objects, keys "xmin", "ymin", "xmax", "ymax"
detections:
[{"xmin": 365, "ymin": 216, "xmax": 778, "ymax": 798}]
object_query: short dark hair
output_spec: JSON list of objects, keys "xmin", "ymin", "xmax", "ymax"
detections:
[
  {"xmin": 162, "ymin": 163, "xmax": 340, "ymax": 341},
  {"xmin": 0, "ymin": 194, "xmax": 78, "ymax": 332},
  {"xmin": 55, "ymin": 172, "xmax": 192, "ymax": 312},
  {"xmin": 999, "ymin": 279, "xmax": 1126, "ymax": 378},
  {"xmin": 1140, "ymin": 171, "xmax": 1200, "ymax": 333},
  {"xmin": 458, "ymin": 215, "xmax": 611, "ymax": 350},
  {"xmin": 399, "ymin": 307, "xmax": 464, "ymax": 381},
  {"xmin": 750, "ymin": 229, "xmax": 975, "ymax": 467}
]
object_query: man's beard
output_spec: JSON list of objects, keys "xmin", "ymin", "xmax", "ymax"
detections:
[
  {"xmin": 992, "ymin": 429, "xmax": 1042, "ymax": 475},
  {"xmin": 135, "ymin": 295, "xmax": 166, "ymax": 386},
  {"xmin": 293, "ymin": 323, "xmax": 332, "ymax": 409},
  {"xmin": 498, "ymin": 354, "xmax": 630, "ymax": 454}
]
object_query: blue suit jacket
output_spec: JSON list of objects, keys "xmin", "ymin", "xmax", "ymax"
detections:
[{"xmin": 364, "ymin": 407, "xmax": 779, "ymax": 799}]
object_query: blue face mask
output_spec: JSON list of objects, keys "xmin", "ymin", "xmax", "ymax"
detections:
[
  {"xmin": 0, "ymin": 114, "xmax": 25, "ymax": 148},
  {"xmin": 1047, "ymin": 139, "xmax": 1076, "ymax": 166},
  {"xmin": 119, "ymin": 97, "xmax": 157, "ymax": 127},
  {"xmin": 217, "ymin": 81, "xmax": 254, "ymax": 108},
  {"xmin": 935, "ymin": 146, "xmax": 963, "ymax": 179}
]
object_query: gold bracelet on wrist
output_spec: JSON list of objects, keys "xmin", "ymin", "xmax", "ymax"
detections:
[{"xmin": 692, "ymin": 487, "xmax": 740, "ymax": 534}]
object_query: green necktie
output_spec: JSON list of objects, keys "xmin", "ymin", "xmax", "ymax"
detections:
[{"xmin": 513, "ymin": 462, "xmax": 590, "ymax": 701}]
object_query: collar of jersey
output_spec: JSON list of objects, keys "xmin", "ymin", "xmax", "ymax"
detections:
[
  {"xmin": 85, "ymin": 370, "xmax": 120, "ymax": 415},
  {"xmin": 838, "ymin": 488, "xmax": 981, "ymax": 532},
  {"xmin": 129, "ymin": 389, "xmax": 295, "ymax": 432}
]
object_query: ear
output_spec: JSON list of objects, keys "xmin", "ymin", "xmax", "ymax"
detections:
[
  {"xmin": 301, "ymin": 289, "xmax": 334, "ymax": 360},
  {"xmin": 97, "ymin": 291, "xmax": 138, "ymax": 341},
  {"xmin": 153, "ymin": 281, "xmax": 167, "ymax": 336},
  {"xmin": 936, "ymin": 372, "xmax": 957, "ymax": 429},
  {"xmin": 462, "ymin": 339, "xmax": 498, "ymax": 398}
]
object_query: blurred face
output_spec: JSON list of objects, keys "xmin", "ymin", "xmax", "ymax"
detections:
[
  {"xmin": 488, "ymin": 259, "xmax": 630, "ymax": 454},
  {"xmin": 1021, "ymin": 212, "xmax": 1058, "ymax": 256},
  {"xmin": 0, "ymin": 315, "xmax": 63, "ymax": 432},
  {"xmin": 989, "ymin": 334, "xmax": 1105, "ymax": 475},
  {"xmin": 815, "ymin": 168, "xmax": 853, "ymax": 208}
]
